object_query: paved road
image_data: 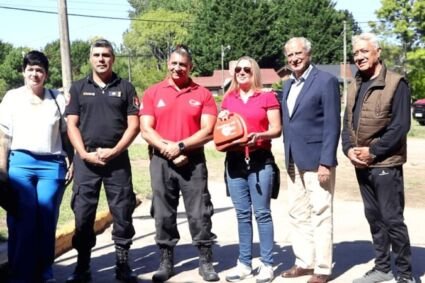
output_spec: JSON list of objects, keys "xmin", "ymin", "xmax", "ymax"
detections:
[{"xmin": 53, "ymin": 181, "xmax": 425, "ymax": 283}]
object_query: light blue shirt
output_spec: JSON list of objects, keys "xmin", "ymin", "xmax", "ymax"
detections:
[{"xmin": 287, "ymin": 64, "xmax": 313, "ymax": 117}]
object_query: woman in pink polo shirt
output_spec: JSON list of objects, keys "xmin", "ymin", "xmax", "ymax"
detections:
[{"xmin": 219, "ymin": 56, "xmax": 282, "ymax": 283}]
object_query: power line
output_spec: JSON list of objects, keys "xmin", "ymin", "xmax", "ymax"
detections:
[{"xmin": 0, "ymin": 5, "xmax": 195, "ymax": 24}]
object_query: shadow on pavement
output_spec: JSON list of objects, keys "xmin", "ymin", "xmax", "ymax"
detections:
[
  {"xmin": 52, "ymin": 231, "xmax": 425, "ymax": 283},
  {"xmin": 53, "ymin": 240, "xmax": 425, "ymax": 283},
  {"xmin": 332, "ymin": 241, "xmax": 425, "ymax": 283}
]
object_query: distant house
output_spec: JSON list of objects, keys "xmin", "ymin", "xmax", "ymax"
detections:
[
  {"xmin": 192, "ymin": 62, "xmax": 357, "ymax": 96},
  {"xmin": 315, "ymin": 63, "xmax": 357, "ymax": 83},
  {"xmin": 192, "ymin": 61, "xmax": 281, "ymax": 96},
  {"xmin": 277, "ymin": 63, "xmax": 357, "ymax": 90}
]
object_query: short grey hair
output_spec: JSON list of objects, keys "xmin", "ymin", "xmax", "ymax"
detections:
[
  {"xmin": 283, "ymin": 37, "xmax": 312, "ymax": 55},
  {"xmin": 352, "ymin": 33, "xmax": 380, "ymax": 49},
  {"xmin": 90, "ymin": 38, "xmax": 115, "ymax": 57}
]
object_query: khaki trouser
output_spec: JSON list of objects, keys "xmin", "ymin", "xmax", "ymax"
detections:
[{"xmin": 286, "ymin": 163, "xmax": 335, "ymax": 275}]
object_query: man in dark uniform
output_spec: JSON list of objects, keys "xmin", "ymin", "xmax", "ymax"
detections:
[
  {"xmin": 65, "ymin": 39, "xmax": 140, "ymax": 283},
  {"xmin": 139, "ymin": 45, "xmax": 220, "ymax": 282}
]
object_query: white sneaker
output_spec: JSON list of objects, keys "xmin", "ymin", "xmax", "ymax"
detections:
[
  {"xmin": 225, "ymin": 260, "xmax": 253, "ymax": 282},
  {"xmin": 352, "ymin": 268, "xmax": 394, "ymax": 283},
  {"xmin": 256, "ymin": 263, "xmax": 273, "ymax": 283}
]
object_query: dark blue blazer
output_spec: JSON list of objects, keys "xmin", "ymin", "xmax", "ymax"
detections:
[{"xmin": 281, "ymin": 66, "xmax": 341, "ymax": 171}]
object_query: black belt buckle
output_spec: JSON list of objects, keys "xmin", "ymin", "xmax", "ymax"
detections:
[{"xmin": 86, "ymin": 147, "xmax": 97, "ymax": 153}]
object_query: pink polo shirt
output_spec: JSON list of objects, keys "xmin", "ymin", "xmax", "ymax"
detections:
[
  {"xmin": 140, "ymin": 79, "xmax": 217, "ymax": 141},
  {"xmin": 221, "ymin": 90, "xmax": 280, "ymax": 150}
]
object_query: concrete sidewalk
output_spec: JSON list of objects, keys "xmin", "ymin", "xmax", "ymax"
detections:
[{"xmin": 53, "ymin": 181, "xmax": 425, "ymax": 283}]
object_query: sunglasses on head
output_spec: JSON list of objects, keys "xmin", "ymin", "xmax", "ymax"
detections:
[{"xmin": 234, "ymin": 66, "xmax": 251, "ymax": 74}]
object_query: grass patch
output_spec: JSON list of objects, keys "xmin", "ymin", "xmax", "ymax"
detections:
[{"xmin": 408, "ymin": 119, "xmax": 425, "ymax": 138}]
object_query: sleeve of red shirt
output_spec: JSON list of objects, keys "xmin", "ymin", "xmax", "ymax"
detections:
[
  {"xmin": 201, "ymin": 89, "xmax": 218, "ymax": 116},
  {"xmin": 220, "ymin": 95, "xmax": 229, "ymax": 111},
  {"xmin": 264, "ymin": 91, "xmax": 280, "ymax": 109},
  {"xmin": 139, "ymin": 87, "xmax": 155, "ymax": 116}
]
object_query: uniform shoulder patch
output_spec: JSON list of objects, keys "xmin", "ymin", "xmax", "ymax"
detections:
[{"xmin": 133, "ymin": 97, "xmax": 140, "ymax": 108}]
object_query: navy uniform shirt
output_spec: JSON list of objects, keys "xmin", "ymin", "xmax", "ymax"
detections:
[{"xmin": 66, "ymin": 72, "xmax": 139, "ymax": 148}]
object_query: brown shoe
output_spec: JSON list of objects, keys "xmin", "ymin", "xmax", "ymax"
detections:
[
  {"xmin": 307, "ymin": 274, "xmax": 330, "ymax": 283},
  {"xmin": 281, "ymin": 265, "xmax": 314, "ymax": 278}
]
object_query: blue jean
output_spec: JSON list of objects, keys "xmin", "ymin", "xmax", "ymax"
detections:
[
  {"xmin": 226, "ymin": 159, "xmax": 274, "ymax": 267},
  {"xmin": 7, "ymin": 150, "xmax": 66, "ymax": 282}
]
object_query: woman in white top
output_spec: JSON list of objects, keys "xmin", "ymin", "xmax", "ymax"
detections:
[{"xmin": 0, "ymin": 51, "xmax": 70, "ymax": 283}]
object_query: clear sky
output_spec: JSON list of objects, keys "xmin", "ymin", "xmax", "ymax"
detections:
[{"xmin": 0, "ymin": 0, "xmax": 381, "ymax": 50}]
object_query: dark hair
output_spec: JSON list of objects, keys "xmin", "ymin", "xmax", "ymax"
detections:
[
  {"xmin": 170, "ymin": 44, "xmax": 192, "ymax": 63},
  {"xmin": 90, "ymin": 38, "xmax": 115, "ymax": 56},
  {"xmin": 23, "ymin": 50, "xmax": 49, "ymax": 73}
]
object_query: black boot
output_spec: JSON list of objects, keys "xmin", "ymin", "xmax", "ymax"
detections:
[
  {"xmin": 66, "ymin": 251, "xmax": 92, "ymax": 283},
  {"xmin": 152, "ymin": 247, "xmax": 175, "ymax": 282},
  {"xmin": 115, "ymin": 245, "xmax": 137, "ymax": 283},
  {"xmin": 198, "ymin": 245, "xmax": 220, "ymax": 282}
]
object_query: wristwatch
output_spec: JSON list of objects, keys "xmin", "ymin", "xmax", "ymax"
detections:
[{"xmin": 178, "ymin": 142, "xmax": 185, "ymax": 153}]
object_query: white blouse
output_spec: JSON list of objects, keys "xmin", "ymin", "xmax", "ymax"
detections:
[{"xmin": 0, "ymin": 86, "xmax": 66, "ymax": 155}]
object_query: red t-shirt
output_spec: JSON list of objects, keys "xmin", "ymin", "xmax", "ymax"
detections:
[
  {"xmin": 140, "ymin": 79, "xmax": 218, "ymax": 141},
  {"xmin": 221, "ymin": 90, "xmax": 280, "ymax": 150}
]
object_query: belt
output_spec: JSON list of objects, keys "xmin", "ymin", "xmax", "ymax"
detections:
[
  {"xmin": 150, "ymin": 146, "xmax": 205, "ymax": 160},
  {"xmin": 86, "ymin": 147, "xmax": 97, "ymax": 153}
]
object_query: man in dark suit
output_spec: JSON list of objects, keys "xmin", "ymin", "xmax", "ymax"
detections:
[{"xmin": 279, "ymin": 37, "xmax": 341, "ymax": 283}]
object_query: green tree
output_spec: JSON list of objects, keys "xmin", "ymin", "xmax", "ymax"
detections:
[
  {"xmin": 123, "ymin": 8, "xmax": 191, "ymax": 91},
  {"xmin": 407, "ymin": 49, "xmax": 425, "ymax": 100},
  {"xmin": 189, "ymin": 0, "xmax": 360, "ymax": 75},
  {"xmin": 372, "ymin": 0, "xmax": 424, "ymax": 51},
  {"xmin": 127, "ymin": 0, "xmax": 199, "ymax": 16},
  {"xmin": 0, "ymin": 48, "xmax": 27, "ymax": 98},
  {"xmin": 70, "ymin": 40, "xmax": 91, "ymax": 80},
  {"xmin": 129, "ymin": 57, "xmax": 167, "ymax": 93},
  {"xmin": 379, "ymin": 41, "xmax": 405, "ymax": 73},
  {"xmin": 272, "ymin": 0, "xmax": 361, "ymax": 65},
  {"xmin": 0, "ymin": 40, "xmax": 13, "ymax": 63},
  {"xmin": 43, "ymin": 40, "xmax": 91, "ymax": 88},
  {"xmin": 43, "ymin": 41, "xmax": 62, "ymax": 88},
  {"xmin": 0, "ymin": 41, "xmax": 15, "ymax": 98},
  {"xmin": 372, "ymin": 0, "xmax": 425, "ymax": 99},
  {"xmin": 189, "ymin": 0, "xmax": 280, "ymax": 75}
]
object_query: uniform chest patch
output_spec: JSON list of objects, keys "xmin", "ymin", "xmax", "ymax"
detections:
[
  {"xmin": 83, "ymin": 92, "xmax": 95, "ymax": 96},
  {"xmin": 157, "ymin": 99, "xmax": 166, "ymax": 108},
  {"xmin": 189, "ymin": 99, "xmax": 201, "ymax": 107},
  {"xmin": 133, "ymin": 97, "xmax": 140, "ymax": 108},
  {"xmin": 108, "ymin": 91, "xmax": 122, "ymax": 97}
]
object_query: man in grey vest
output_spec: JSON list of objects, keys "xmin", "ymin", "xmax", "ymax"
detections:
[{"xmin": 342, "ymin": 32, "xmax": 415, "ymax": 283}]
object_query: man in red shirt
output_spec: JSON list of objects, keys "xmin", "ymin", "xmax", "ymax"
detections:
[{"xmin": 139, "ymin": 45, "xmax": 219, "ymax": 282}]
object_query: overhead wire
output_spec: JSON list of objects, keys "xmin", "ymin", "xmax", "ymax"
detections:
[{"xmin": 0, "ymin": 5, "xmax": 195, "ymax": 24}]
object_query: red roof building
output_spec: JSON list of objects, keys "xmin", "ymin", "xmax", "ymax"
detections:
[{"xmin": 192, "ymin": 68, "xmax": 281, "ymax": 96}]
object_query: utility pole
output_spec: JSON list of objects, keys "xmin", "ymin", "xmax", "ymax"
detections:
[
  {"xmin": 343, "ymin": 20, "xmax": 347, "ymax": 107},
  {"xmin": 221, "ymin": 44, "xmax": 231, "ymax": 94},
  {"xmin": 127, "ymin": 52, "xmax": 132, "ymax": 82},
  {"xmin": 58, "ymin": 0, "xmax": 72, "ymax": 101}
]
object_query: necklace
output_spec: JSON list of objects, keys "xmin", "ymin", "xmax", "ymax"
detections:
[{"xmin": 27, "ymin": 87, "xmax": 45, "ymax": 105}]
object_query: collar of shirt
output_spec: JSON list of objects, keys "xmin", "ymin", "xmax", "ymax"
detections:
[
  {"xmin": 231, "ymin": 89, "xmax": 261, "ymax": 100},
  {"xmin": 161, "ymin": 78, "xmax": 199, "ymax": 95},
  {"xmin": 87, "ymin": 72, "xmax": 120, "ymax": 89},
  {"xmin": 289, "ymin": 64, "xmax": 313, "ymax": 85}
]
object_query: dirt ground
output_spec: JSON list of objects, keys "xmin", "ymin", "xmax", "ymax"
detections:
[
  {"xmin": 269, "ymin": 137, "xmax": 425, "ymax": 208},
  {"xmin": 334, "ymin": 138, "xmax": 425, "ymax": 207},
  {"xmin": 1, "ymin": 137, "xmax": 423, "ymax": 233},
  {"xmin": 203, "ymin": 137, "xmax": 424, "ymax": 208}
]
